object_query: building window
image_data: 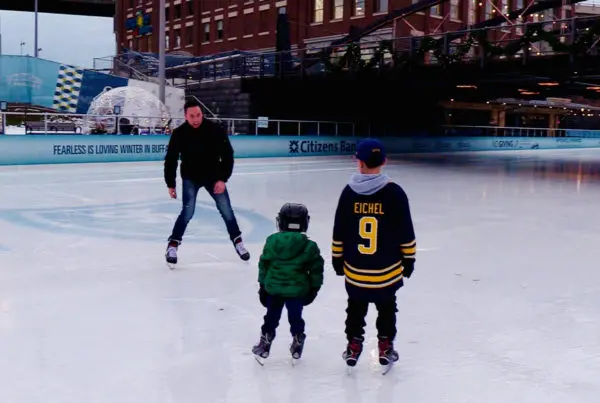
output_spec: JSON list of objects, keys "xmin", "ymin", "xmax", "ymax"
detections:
[
  {"xmin": 203, "ymin": 23, "xmax": 210, "ymax": 42},
  {"xmin": 279, "ymin": 6, "xmax": 287, "ymax": 14},
  {"xmin": 450, "ymin": 0, "xmax": 460, "ymax": 20},
  {"xmin": 174, "ymin": 4, "xmax": 182, "ymax": 19},
  {"xmin": 128, "ymin": 0, "xmax": 134, "ymax": 9},
  {"xmin": 352, "ymin": 0, "xmax": 365, "ymax": 17},
  {"xmin": 485, "ymin": 1, "xmax": 492, "ymax": 19},
  {"xmin": 468, "ymin": 0, "xmax": 475, "ymax": 24},
  {"xmin": 217, "ymin": 20, "xmax": 224, "ymax": 40},
  {"xmin": 259, "ymin": 11, "xmax": 269, "ymax": 32},
  {"xmin": 165, "ymin": 6, "xmax": 170, "ymax": 21},
  {"xmin": 313, "ymin": 0, "xmax": 324, "ymax": 23},
  {"xmin": 229, "ymin": 17, "xmax": 238, "ymax": 38},
  {"xmin": 165, "ymin": 34, "xmax": 170, "ymax": 49},
  {"xmin": 244, "ymin": 16, "xmax": 253, "ymax": 35},
  {"xmin": 128, "ymin": 39, "xmax": 133, "ymax": 48},
  {"xmin": 148, "ymin": 35, "xmax": 152, "ymax": 52},
  {"xmin": 516, "ymin": 0, "xmax": 524, "ymax": 9},
  {"xmin": 430, "ymin": 4, "xmax": 441, "ymax": 16},
  {"xmin": 174, "ymin": 29, "xmax": 181, "ymax": 48},
  {"xmin": 186, "ymin": 26, "xmax": 193, "ymax": 45},
  {"xmin": 332, "ymin": 0, "xmax": 343, "ymax": 19},
  {"xmin": 374, "ymin": 0, "xmax": 388, "ymax": 13},
  {"xmin": 187, "ymin": 0, "xmax": 194, "ymax": 16}
]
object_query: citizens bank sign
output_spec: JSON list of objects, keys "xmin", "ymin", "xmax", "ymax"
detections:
[{"xmin": 288, "ymin": 140, "xmax": 357, "ymax": 155}]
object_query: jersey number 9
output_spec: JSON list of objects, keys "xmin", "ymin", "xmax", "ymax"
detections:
[{"xmin": 358, "ymin": 216, "xmax": 378, "ymax": 255}]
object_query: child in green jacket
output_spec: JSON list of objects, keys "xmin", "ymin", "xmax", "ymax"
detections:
[{"xmin": 251, "ymin": 203, "xmax": 324, "ymax": 362}]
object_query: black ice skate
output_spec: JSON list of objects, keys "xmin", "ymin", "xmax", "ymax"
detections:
[
  {"xmin": 342, "ymin": 337, "xmax": 364, "ymax": 367},
  {"xmin": 233, "ymin": 236, "xmax": 250, "ymax": 261},
  {"xmin": 252, "ymin": 332, "xmax": 273, "ymax": 365},
  {"xmin": 290, "ymin": 333, "xmax": 306, "ymax": 361},
  {"xmin": 165, "ymin": 241, "xmax": 178, "ymax": 268},
  {"xmin": 378, "ymin": 337, "xmax": 399, "ymax": 374}
]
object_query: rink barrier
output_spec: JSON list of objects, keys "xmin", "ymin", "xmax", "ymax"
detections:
[{"xmin": 1, "ymin": 135, "xmax": 600, "ymax": 165}]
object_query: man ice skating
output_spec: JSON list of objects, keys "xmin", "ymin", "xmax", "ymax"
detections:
[
  {"xmin": 164, "ymin": 99, "xmax": 250, "ymax": 265},
  {"xmin": 252, "ymin": 203, "xmax": 324, "ymax": 363},
  {"xmin": 331, "ymin": 138, "xmax": 416, "ymax": 370}
]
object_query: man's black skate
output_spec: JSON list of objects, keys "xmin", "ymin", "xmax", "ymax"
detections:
[
  {"xmin": 252, "ymin": 332, "xmax": 273, "ymax": 365},
  {"xmin": 342, "ymin": 337, "xmax": 364, "ymax": 367},
  {"xmin": 290, "ymin": 333, "xmax": 306, "ymax": 360},
  {"xmin": 233, "ymin": 236, "xmax": 250, "ymax": 261}
]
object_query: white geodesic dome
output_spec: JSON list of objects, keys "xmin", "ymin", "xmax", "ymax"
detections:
[{"xmin": 84, "ymin": 86, "xmax": 171, "ymax": 134}]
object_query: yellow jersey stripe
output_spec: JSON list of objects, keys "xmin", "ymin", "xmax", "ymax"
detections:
[
  {"xmin": 344, "ymin": 266, "xmax": 403, "ymax": 283},
  {"xmin": 401, "ymin": 246, "xmax": 416, "ymax": 255},
  {"xmin": 332, "ymin": 240, "xmax": 343, "ymax": 245},
  {"xmin": 344, "ymin": 260, "xmax": 402, "ymax": 275},
  {"xmin": 345, "ymin": 275, "xmax": 403, "ymax": 289},
  {"xmin": 332, "ymin": 245, "xmax": 343, "ymax": 253}
]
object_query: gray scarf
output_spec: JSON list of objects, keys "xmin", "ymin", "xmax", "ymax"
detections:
[{"xmin": 348, "ymin": 173, "xmax": 390, "ymax": 195}]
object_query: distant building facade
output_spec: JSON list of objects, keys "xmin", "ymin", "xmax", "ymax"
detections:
[{"xmin": 114, "ymin": 0, "xmax": 574, "ymax": 56}]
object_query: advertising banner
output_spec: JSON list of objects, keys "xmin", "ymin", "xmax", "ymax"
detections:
[{"xmin": 1, "ymin": 135, "xmax": 600, "ymax": 166}]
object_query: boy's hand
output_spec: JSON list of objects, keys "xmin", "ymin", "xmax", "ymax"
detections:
[
  {"xmin": 332, "ymin": 257, "xmax": 344, "ymax": 276},
  {"xmin": 403, "ymin": 260, "xmax": 415, "ymax": 278},
  {"xmin": 304, "ymin": 288, "xmax": 320, "ymax": 306},
  {"xmin": 258, "ymin": 285, "xmax": 269, "ymax": 307}
]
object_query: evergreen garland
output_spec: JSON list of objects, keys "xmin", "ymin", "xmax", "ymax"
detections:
[{"xmin": 322, "ymin": 18, "xmax": 600, "ymax": 74}]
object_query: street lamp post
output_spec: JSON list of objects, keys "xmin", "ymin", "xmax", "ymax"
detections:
[
  {"xmin": 34, "ymin": 0, "xmax": 39, "ymax": 58},
  {"xmin": 158, "ymin": 0, "xmax": 166, "ymax": 104}
]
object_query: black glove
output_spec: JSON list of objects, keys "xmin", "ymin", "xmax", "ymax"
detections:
[
  {"xmin": 258, "ymin": 285, "xmax": 269, "ymax": 307},
  {"xmin": 304, "ymin": 288, "xmax": 320, "ymax": 306},
  {"xmin": 332, "ymin": 257, "xmax": 344, "ymax": 276},
  {"xmin": 403, "ymin": 260, "xmax": 415, "ymax": 279}
]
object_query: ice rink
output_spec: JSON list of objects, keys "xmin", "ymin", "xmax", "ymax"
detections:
[{"xmin": 1, "ymin": 149, "xmax": 600, "ymax": 403}]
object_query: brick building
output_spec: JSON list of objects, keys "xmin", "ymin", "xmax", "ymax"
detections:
[{"xmin": 115, "ymin": 0, "xmax": 573, "ymax": 57}]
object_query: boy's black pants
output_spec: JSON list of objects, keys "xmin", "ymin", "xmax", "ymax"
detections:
[
  {"xmin": 261, "ymin": 295, "xmax": 305, "ymax": 337},
  {"xmin": 345, "ymin": 295, "xmax": 398, "ymax": 342}
]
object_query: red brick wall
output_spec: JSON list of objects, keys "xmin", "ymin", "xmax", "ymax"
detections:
[{"xmin": 115, "ymin": 0, "xmax": 572, "ymax": 56}]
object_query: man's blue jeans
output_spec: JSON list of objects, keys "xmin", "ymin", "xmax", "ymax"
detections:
[{"xmin": 169, "ymin": 179, "xmax": 242, "ymax": 244}]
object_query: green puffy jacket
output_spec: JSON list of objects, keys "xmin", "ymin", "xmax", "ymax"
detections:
[{"xmin": 258, "ymin": 231, "xmax": 324, "ymax": 298}]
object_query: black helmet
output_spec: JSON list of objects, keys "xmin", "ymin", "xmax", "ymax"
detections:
[{"xmin": 277, "ymin": 203, "xmax": 310, "ymax": 232}]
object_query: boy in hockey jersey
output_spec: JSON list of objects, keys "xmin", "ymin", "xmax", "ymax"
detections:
[
  {"xmin": 252, "ymin": 203, "xmax": 324, "ymax": 362},
  {"xmin": 331, "ymin": 138, "xmax": 416, "ymax": 368}
]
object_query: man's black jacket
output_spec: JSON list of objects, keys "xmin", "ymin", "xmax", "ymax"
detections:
[{"xmin": 164, "ymin": 120, "xmax": 234, "ymax": 188}]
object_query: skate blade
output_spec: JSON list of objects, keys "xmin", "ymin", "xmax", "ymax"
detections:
[
  {"xmin": 254, "ymin": 355, "xmax": 266, "ymax": 366},
  {"xmin": 381, "ymin": 363, "xmax": 393, "ymax": 375}
]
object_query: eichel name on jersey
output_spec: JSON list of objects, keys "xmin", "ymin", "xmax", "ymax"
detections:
[{"xmin": 332, "ymin": 182, "xmax": 416, "ymax": 297}]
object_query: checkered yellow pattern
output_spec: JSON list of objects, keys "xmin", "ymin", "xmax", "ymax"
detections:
[{"xmin": 53, "ymin": 65, "xmax": 84, "ymax": 113}]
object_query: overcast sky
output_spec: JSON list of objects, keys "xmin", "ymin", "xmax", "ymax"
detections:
[{"xmin": 0, "ymin": 11, "xmax": 114, "ymax": 68}]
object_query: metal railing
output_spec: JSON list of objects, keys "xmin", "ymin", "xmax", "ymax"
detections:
[
  {"xmin": 441, "ymin": 125, "xmax": 600, "ymax": 138},
  {"xmin": 112, "ymin": 15, "xmax": 600, "ymax": 83},
  {"xmin": 0, "ymin": 111, "xmax": 355, "ymax": 137}
]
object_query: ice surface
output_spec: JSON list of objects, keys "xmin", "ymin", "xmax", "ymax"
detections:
[{"xmin": 1, "ymin": 149, "xmax": 600, "ymax": 403}]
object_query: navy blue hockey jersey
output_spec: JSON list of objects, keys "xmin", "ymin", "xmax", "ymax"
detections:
[{"xmin": 332, "ymin": 181, "xmax": 416, "ymax": 297}]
